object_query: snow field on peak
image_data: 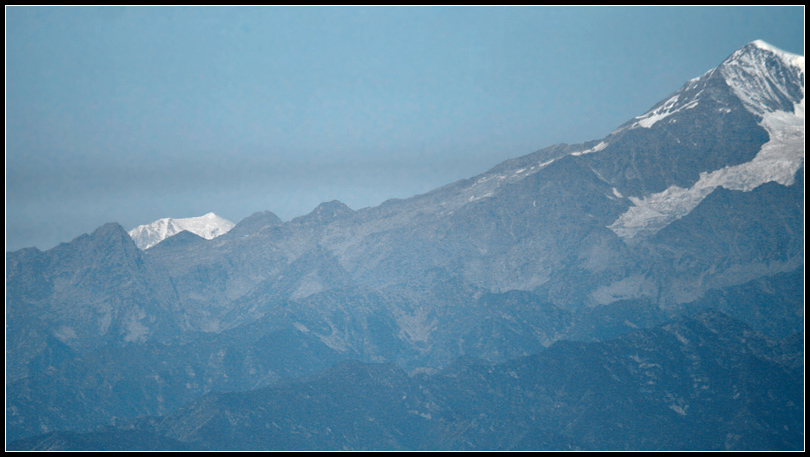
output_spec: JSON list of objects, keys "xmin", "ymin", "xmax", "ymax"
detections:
[
  {"xmin": 751, "ymin": 40, "xmax": 805, "ymax": 69},
  {"xmin": 720, "ymin": 41, "xmax": 804, "ymax": 117},
  {"xmin": 128, "ymin": 213, "xmax": 236, "ymax": 249}
]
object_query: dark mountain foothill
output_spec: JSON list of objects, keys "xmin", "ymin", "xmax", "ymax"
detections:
[{"xmin": 9, "ymin": 311, "xmax": 803, "ymax": 451}]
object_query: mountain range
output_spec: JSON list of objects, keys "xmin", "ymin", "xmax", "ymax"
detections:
[{"xmin": 6, "ymin": 40, "xmax": 804, "ymax": 450}]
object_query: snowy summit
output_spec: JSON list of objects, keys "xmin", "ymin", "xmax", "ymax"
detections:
[
  {"xmin": 128, "ymin": 212, "xmax": 235, "ymax": 250},
  {"xmin": 608, "ymin": 40, "xmax": 804, "ymax": 240}
]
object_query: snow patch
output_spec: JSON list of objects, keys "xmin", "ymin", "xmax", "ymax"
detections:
[
  {"xmin": 672, "ymin": 330, "xmax": 690, "ymax": 346},
  {"xmin": 293, "ymin": 322, "xmax": 310, "ymax": 333},
  {"xmin": 669, "ymin": 404, "xmax": 688, "ymax": 416},
  {"xmin": 571, "ymin": 141, "xmax": 609, "ymax": 156},
  {"xmin": 634, "ymin": 96, "xmax": 700, "ymax": 129}
]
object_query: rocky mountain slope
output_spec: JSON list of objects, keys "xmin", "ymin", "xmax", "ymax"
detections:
[{"xmin": 10, "ymin": 311, "xmax": 803, "ymax": 451}]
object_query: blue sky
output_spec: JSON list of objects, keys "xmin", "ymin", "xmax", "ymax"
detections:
[{"xmin": 6, "ymin": 6, "xmax": 805, "ymax": 251}]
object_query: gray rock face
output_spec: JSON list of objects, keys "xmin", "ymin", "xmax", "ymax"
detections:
[{"xmin": 6, "ymin": 41, "xmax": 804, "ymax": 449}]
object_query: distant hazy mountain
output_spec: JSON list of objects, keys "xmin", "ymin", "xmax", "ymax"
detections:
[
  {"xmin": 128, "ymin": 212, "xmax": 235, "ymax": 250},
  {"xmin": 6, "ymin": 41, "xmax": 804, "ymax": 450}
]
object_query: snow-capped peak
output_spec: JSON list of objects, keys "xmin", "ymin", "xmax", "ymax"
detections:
[
  {"xmin": 621, "ymin": 40, "xmax": 804, "ymax": 133},
  {"xmin": 719, "ymin": 40, "xmax": 804, "ymax": 117},
  {"xmin": 128, "ymin": 212, "xmax": 235, "ymax": 250},
  {"xmin": 608, "ymin": 41, "xmax": 804, "ymax": 241}
]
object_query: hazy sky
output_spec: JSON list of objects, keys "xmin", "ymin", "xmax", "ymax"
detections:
[{"xmin": 6, "ymin": 6, "xmax": 805, "ymax": 251}]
